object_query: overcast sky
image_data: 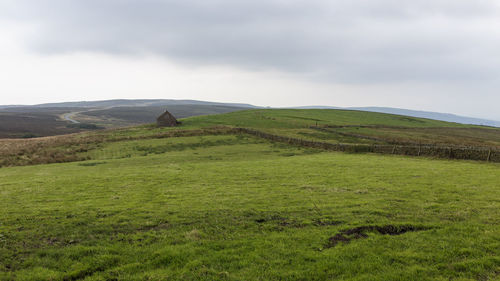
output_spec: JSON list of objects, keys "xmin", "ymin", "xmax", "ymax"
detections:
[{"xmin": 1, "ymin": 0, "xmax": 499, "ymax": 120}]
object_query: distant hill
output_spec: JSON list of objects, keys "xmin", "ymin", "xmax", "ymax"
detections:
[
  {"xmin": 349, "ymin": 107, "xmax": 500, "ymax": 128},
  {"xmin": 0, "ymin": 105, "xmax": 24, "ymax": 109},
  {"xmin": 29, "ymin": 99, "xmax": 258, "ymax": 109},
  {"xmin": 2, "ymin": 99, "xmax": 499, "ymax": 138},
  {"xmin": 77, "ymin": 104, "xmax": 252, "ymax": 125},
  {"xmin": 3, "ymin": 100, "xmax": 498, "ymax": 127},
  {"xmin": 0, "ymin": 99, "xmax": 257, "ymax": 138},
  {"xmin": 293, "ymin": 106, "xmax": 500, "ymax": 128}
]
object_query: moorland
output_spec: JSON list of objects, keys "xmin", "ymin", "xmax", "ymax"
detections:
[{"xmin": 0, "ymin": 100, "xmax": 253, "ymax": 138}]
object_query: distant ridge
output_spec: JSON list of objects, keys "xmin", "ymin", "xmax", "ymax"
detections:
[
  {"xmin": 0, "ymin": 99, "xmax": 259, "ymax": 138},
  {"xmin": 349, "ymin": 107, "xmax": 500, "ymax": 128},
  {"xmin": 30, "ymin": 99, "xmax": 258, "ymax": 109},
  {"xmin": 1, "ymin": 99, "xmax": 498, "ymax": 127},
  {"xmin": 293, "ymin": 106, "xmax": 500, "ymax": 128},
  {"xmin": 0, "ymin": 105, "xmax": 24, "ymax": 109}
]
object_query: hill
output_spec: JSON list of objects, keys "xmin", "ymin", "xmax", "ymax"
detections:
[
  {"xmin": 76, "ymin": 105, "xmax": 253, "ymax": 127},
  {"xmin": 0, "ymin": 100, "xmax": 255, "ymax": 138},
  {"xmin": 31, "ymin": 99, "xmax": 257, "ymax": 108},
  {"xmin": 2, "ymin": 99, "xmax": 499, "ymax": 139},
  {"xmin": 294, "ymin": 106, "xmax": 500, "ymax": 127},
  {"xmin": 180, "ymin": 109, "xmax": 500, "ymax": 148},
  {"xmin": 349, "ymin": 107, "xmax": 500, "ymax": 127},
  {"xmin": 0, "ymin": 109, "xmax": 499, "ymax": 280}
]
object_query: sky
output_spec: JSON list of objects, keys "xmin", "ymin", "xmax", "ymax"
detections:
[{"xmin": 1, "ymin": 0, "xmax": 500, "ymax": 120}]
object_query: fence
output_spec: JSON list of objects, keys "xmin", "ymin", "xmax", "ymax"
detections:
[
  {"xmin": 234, "ymin": 127, "xmax": 500, "ymax": 162},
  {"xmin": 3, "ymin": 126, "xmax": 497, "ymax": 168}
]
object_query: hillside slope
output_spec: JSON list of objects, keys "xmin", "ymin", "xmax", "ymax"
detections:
[
  {"xmin": 180, "ymin": 109, "xmax": 500, "ymax": 148},
  {"xmin": 182, "ymin": 109, "xmax": 469, "ymax": 128},
  {"xmin": 349, "ymin": 107, "xmax": 500, "ymax": 128},
  {"xmin": 294, "ymin": 106, "xmax": 500, "ymax": 127}
]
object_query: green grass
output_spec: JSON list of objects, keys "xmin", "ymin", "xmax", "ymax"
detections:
[
  {"xmin": 1, "ymin": 109, "xmax": 500, "ymax": 280},
  {"xmin": 180, "ymin": 109, "xmax": 470, "ymax": 129},
  {"xmin": 1, "ymin": 133, "xmax": 499, "ymax": 280},
  {"xmin": 178, "ymin": 109, "xmax": 499, "ymax": 147},
  {"xmin": 81, "ymin": 135, "xmax": 267, "ymax": 160},
  {"xmin": 63, "ymin": 108, "xmax": 500, "ymax": 148},
  {"xmin": 332, "ymin": 127, "xmax": 500, "ymax": 147}
]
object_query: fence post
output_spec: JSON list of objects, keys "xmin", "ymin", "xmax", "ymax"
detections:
[{"xmin": 487, "ymin": 149, "xmax": 491, "ymax": 162}]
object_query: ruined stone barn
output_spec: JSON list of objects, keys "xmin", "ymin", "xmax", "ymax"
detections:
[{"xmin": 156, "ymin": 109, "xmax": 181, "ymax": 127}]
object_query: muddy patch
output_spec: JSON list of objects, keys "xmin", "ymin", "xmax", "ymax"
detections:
[{"xmin": 326, "ymin": 224, "xmax": 430, "ymax": 248}]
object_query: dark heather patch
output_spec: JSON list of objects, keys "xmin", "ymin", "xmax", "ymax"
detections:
[{"xmin": 326, "ymin": 224, "xmax": 430, "ymax": 248}]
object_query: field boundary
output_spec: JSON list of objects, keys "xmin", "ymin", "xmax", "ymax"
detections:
[
  {"xmin": 235, "ymin": 127, "xmax": 500, "ymax": 162},
  {"xmin": 2, "ymin": 126, "xmax": 499, "ymax": 168}
]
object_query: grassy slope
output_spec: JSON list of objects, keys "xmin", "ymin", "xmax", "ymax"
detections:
[
  {"xmin": 179, "ymin": 109, "xmax": 500, "ymax": 147},
  {"xmin": 180, "ymin": 109, "xmax": 467, "ymax": 128},
  {"xmin": 334, "ymin": 127, "xmax": 500, "ymax": 147},
  {"xmin": 1, "ymin": 134, "xmax": 500, "ymax": 280}
]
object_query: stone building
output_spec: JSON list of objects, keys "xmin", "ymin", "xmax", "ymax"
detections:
[{"xmin": 156, "ymin": 109, "xmax": 180, "ymax": 127}]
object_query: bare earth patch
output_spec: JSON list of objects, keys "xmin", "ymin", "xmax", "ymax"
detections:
[{"xmin": 326, "ymin": 224, "xmax": 431, "ymax": 248}]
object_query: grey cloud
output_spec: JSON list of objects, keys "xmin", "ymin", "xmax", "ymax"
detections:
[{"xmin": 3, "ymin": 0, "xmax": 500, "ymax": 83}]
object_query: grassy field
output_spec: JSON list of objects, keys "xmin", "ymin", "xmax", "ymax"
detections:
[
  {"xmin": 1, "ymin": 135, "xmax": 499, "ymax": 280},
  {"xmin": 179, "ymin": 109, "xmax": 500, "ymax": 148},
  {"xmin": 1, "ymin": 109, "xmax": 500, "ymax": 280},
  {"xmin": 180, "ymin": 109, "xmax": 468, "ymax": 128}
]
